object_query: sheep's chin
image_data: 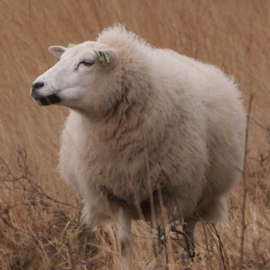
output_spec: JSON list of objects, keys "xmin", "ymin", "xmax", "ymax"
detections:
[{"xmin": 34, "ymin": 94, "xmax": 61, "ymax": 106}]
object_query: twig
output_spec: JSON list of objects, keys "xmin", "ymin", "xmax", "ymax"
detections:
[
  {"xmin": 239, "ymin": 94, "xmax": 254, "ymax": 269},
  {"xmin": 170, "ymin": 225, "xmax": 185, "ymax": 237},
  {"xmin": 0, "ymin": 152, "xmax": 79, "ymax": 210},
  {"xmin": 202, "ymin": 223, "xmax": 212, "ymax": 263},
  {"xmin": 158, "ymin": 162, "xmax": 183, "ymax": 227},
  {"xmin": 144, "ymin": 148, "xmax": 158, "ymax": 255},
  {"xmin": 66, "ymin": 238, "xmax": 76, "ymax": 270},
  {"xmin": 144, "ymin": 148, "xmax": 156, "ymax": 227},
  {"xmin": 157, "ymin": 182, "xmax": 172, "ymax": 265},
  {"xmin": 212, "ymin": 224, "xmax": 229, "ymax": 270}
]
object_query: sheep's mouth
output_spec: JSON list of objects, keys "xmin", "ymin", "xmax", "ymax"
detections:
[{"xmin": 34, "ymin": 94, "xmax": 61, "ymax": 106}]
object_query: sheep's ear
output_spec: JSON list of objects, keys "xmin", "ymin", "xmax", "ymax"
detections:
[
  {"xmin": 48, "ymin": 46, "xmax": 67, "ymax": 59},
  {"xmin": 94, "ymin": 49, "xmax": 113, "ymax": 65}
]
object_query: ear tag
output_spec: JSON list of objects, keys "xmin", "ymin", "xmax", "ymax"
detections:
[
  {"xmin": 103, "ymin": 51, "xmax": 110, "ymax": 63},
  {"xmin": 98, "ymin": 51, "xmax": 110, "ymax": 63},
  {"xmin": 68, "ymin": 43, "xmax": 77, "ymax": 48}
]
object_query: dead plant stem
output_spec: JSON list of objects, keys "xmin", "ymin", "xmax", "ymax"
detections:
[{"xmin": 239, "ymin": 94, "xmax": 254, "ymax": 269}]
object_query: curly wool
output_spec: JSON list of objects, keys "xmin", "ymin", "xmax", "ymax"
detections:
[{"xmin": 59, "ymin": 25, "xmax": 246, "ymax": 227}]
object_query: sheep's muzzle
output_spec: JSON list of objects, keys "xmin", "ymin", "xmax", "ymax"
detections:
[{"xmin": 37, "ymin": 94, "xmax": 61, "ymax": 106}]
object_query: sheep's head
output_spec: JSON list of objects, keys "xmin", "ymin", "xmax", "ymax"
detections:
[{"xmin": 30, "ymin": 42, "xmax": 118, "ymax": 115}]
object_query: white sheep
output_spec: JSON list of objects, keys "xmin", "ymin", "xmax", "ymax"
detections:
[{"xmin": 30, "ymin": 25, "xmax": 246, "ymax": 270}]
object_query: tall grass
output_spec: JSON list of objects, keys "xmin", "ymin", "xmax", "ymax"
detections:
[{"xmin": 1, "ymin": 0, "xmax": 270, "ymax": 269}]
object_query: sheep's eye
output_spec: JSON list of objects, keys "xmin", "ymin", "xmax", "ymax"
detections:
[
  {"xmin": 82, "ymin": 60, "xmax": 95, "ymax": 66},
  {"xmin": 77, "ymin": 60, "xmax": 95, "ymax": 68}
]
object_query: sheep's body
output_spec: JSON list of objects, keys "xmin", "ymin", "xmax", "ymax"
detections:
[
  {"xmin": 31, "ymin": 25, "xmax": 246, "ymax": 269},
  {"xmin": 60, "ymin": 27, "xmax": 245, "ymax": 226}
]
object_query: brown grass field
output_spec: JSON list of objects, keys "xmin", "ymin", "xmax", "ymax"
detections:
[{"xmin": 1, "ymin": 0, "xmax": 270, "ymax": 269}]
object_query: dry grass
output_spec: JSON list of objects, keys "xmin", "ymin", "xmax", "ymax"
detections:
[{"xmin": 1, "ymin": 0, "xmax": 270, "ymax": 269}]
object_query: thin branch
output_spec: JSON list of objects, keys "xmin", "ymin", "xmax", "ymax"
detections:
[
  {"xmin": 239, "ymin": 94, "xmax": 254, "ymax": 269},
  {"xmin": 66, "ymin": 238, "xmax": 76, "ymax": 270}
]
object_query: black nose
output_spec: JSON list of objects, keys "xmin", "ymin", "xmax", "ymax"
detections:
[{"xmin": 32, "ymin": 81, "xmax": 44, "ymax": 89}]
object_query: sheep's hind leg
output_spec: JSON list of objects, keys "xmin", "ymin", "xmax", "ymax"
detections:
[
  {"xmin": 170, "ymin": 218, "xmax": 196, "ymax": 259},
  {"xmin": 183, "ymin": 217, "xmax": 197, "ymax": 259},
  {"xmin": 116, "ymin": 207, "xmax": 133, "ymax": 270}
]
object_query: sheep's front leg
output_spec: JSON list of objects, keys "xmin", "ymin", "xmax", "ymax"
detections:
[
  {"xmin": 150, "ymin": 223, "xmax": 165, "ymax": 257},
  {"xmin": 116, "ymin": 207, "xmax": 133, "ymax": 270}
]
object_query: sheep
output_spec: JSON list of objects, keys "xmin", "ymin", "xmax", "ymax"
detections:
[{"xmin": 30, "ymin": 25, "xmax": 246, "ymax": 270}]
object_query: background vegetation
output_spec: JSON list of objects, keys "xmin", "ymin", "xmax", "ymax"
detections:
[{"xmin": 1, "ymin": 0, "xmax": 270, "ymax": 269}]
